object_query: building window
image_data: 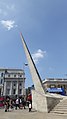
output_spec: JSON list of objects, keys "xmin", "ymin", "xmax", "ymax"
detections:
[
  {"xmin": 1, "ymin": 73, "xmax": 3, "ymax": 77},
  {"xmin": 61, "ymin": 85, "xmax": 63, "ymax": 88},
  {"xmin": 5, "ymin": 70, "xmax": 7, "ymax": 73},
  {"xmin": 19, "ymin": 89, "xmax": 22, "ymax": 94},
  {"xmin": 13, "ymin": 82, "xmax": 16, "ymax": 87},
  {"xmin": 49, "ymin": 85, "xmax": 56, "ymax": 88},
  {"xmin": 13, "ymin": 89, "xmax": 16, "ymax": 94},
  {"xmin": 14, "ymin": 83, "xmax": 16, "ymax": 86},
  {"xmin": 19, "ymin": 75, "xmax": 22, "ymax": 78},
  {"xmin": 1, "ymin": 79, "xmax": 2, "ymax": 84},
  {"xmin": 8, "ymin": 74, "xmax": 10, "ymax": 77},
  {"xmin": 14, "ymin": 74, "xmax": 16, "ymax": 77},
  {"xmin": 19, "ymin": 83, "xmax": 22, "ymax": 86}
]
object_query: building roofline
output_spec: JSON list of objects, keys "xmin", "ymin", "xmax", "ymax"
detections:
[
  {"xmin": 42, "ymin": 78, "xmax": 67, "ymax": 83},
  {"xmin": 0, "ymin": 68, "xmax": 24, "ymax": 71}
]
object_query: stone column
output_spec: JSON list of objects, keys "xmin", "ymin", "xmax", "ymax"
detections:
[
  {"xmin": 22, "ymin": 88, "xmax": 23, "ymax": 95},
  {"xmin": 23, "ymin": 80, "xmax": 25, "ymax": 95},
  {"xmin": 10, "ymin": 82, "xmax": 12, "ymax": 96},
  {"xmin": 3, "ymin": 81, "xmax": 6, "ymax": 96},
  {"xmin": 16, "ymin": 81, "xmax": 18, "ymax": 95},
  {"xmin": 22, "ymin": 81, "xmax": 24, "ymax": 95}
]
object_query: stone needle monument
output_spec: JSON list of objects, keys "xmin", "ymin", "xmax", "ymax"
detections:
[{"xmin": 20, "ymin": 33, "xmax": 62, "ymax": 113}]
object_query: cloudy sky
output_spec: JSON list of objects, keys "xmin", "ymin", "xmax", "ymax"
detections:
[{"xmin": 0, "ymin": 0, "xmax": 67, "ymax": 87}]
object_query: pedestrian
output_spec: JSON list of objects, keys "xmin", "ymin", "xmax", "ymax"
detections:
[
  {"xmin": 10, "ymin": 98, "xmax": 14, "ymax": 110},
  {"xmin": 4, "ymin": 97, "xmax": 10, "ymax": 112},
  {"xmin": 19, "ymin": 98, "xmax": 22, "ymax": 109},
  {"xmin": 29, "ymin": 102, "xmax": 32, "ymax": 112},
  {"xmin": 15, "ymin": 98, "xmax": 19, "ymax": 110},
  {"xmin": 6, "ymin": 97, "xmax": 10, "ymax": 112},
  {"xmin": 4, "ymin": 101, "xmax": 7, "ymax": 112}
]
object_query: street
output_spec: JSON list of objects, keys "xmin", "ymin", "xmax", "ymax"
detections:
[{"xmin": 0, "ymin": 108, "xmax": 67, "ymax": 119}]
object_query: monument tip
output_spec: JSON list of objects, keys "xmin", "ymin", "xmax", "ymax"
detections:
[
  {"xmin": 20, "ymin": 32, "xmax": 24, "ymax": 36},
  {"xmin": 20, "ymin": 32, "xmax": 22, "ymax": 37}
]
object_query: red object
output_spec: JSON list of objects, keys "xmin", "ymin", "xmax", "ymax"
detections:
[
  {"xmin": 0, "ymin": 97, "xmax": 4, "ymax": 107},
  {"xmin": 27, "ymin": 94, "xmax": 32, "ymax": 101}
]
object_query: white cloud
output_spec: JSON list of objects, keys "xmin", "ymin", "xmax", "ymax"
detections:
[
  {"xmin": 32, "ymin": 49, "xmax": 46, "ymax": 64},
  {"xmin": 0, "ymin": 3, "xmax": 15, "ymax": 17},
  {"xmin": 0, "ymin": 20, "xmax": 17, "ymax": 30},
  {"xmin": 0, "ymin": 3, "xmax": 14, "ymax": 15}
]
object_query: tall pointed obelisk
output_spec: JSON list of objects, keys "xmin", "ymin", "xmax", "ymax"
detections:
[{"xmin": 20, "ymin": 33, "xmax": 48, "ymax": 112}]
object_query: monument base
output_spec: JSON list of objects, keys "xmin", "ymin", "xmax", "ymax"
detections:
[
  {"xmin": 32, "ymin": 89, "xmax": 62, "ymax": 113},
  {"xmin": 32, "ymin": 89, "xmax": 48, "ymax": 112}
]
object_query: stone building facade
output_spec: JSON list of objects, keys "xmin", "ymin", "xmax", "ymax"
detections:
[
  {"xmin": 0, "ymin": 68, "xmax": 26, "ymax": 97},
  {"xmin": 42, "ymin": 78, "xmax": 67, "ymax": 95}
]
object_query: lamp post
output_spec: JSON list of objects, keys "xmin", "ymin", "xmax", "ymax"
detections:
[
  {"xmin": 22, "ymin": 63, "xmax": 28, "ymax": 97},
  {"xmin": 23, "ymin": 63, "xmax": 28, "ymax": 71},
  {"xmin": 2, "ymin": 70, "xmax": 5, "ymax": 96}
]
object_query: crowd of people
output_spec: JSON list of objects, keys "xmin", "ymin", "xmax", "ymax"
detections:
[{"xmin": 3, "ymin": 95, "xmax": 32, "ymax": 112}]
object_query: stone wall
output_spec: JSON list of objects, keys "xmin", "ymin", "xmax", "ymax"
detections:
[
  {"xmin": 32, "ymin": 89, "xmax": 48, "ymax": 112},
  {"xmin": 32, "ymin": 89, "xmax": 63, "ymax": 112},
  {"xmin": 46, "ymin": 96, "xmax": 61, "ymax": 112}
]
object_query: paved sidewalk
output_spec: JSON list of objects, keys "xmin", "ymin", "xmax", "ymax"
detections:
[{"xmin": 0, "ymin": 108, "xmax": 67, "ymax": 119}]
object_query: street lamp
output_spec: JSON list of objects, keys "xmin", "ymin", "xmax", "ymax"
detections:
[
  {"xmin": 23, "ymin": 63, "xmax": 28, "ymax": 71},
  {"xmin": 22, "ymin": 63, "xmax": 28, "ymax": 97}
]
